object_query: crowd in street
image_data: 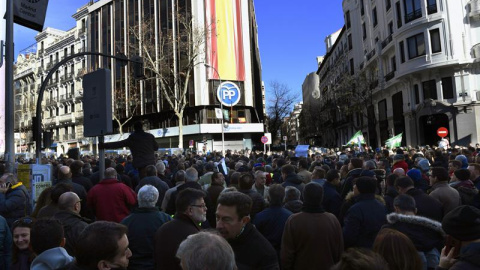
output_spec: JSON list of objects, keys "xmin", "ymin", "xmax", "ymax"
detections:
[{"xmin": 0, "ymin": 141, "xmax": 480, "ymax": 269}]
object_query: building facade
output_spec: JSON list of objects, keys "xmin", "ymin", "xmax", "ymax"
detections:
[{"xmin": 314, "ymin": 0, "xmax": 480, "ymax": 147}]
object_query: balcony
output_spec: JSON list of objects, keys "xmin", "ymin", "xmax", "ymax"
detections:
[
  {"xmin": 366, "ymin": 48, "xmax": 376, "ymax": 61},
  {"xmin": 47, "ymin": 79, "xmax": 58, "ymax": 87},
  {"xmin": 59, "ymin": 114, "xmax": 73, "ymax": 123},
  {"xmin": 75, "ymin": 111, "xmax": 83, "ymax": 119},
  {"xmin": 59, "ymin": 93, "xmax": 73, "ymax": 102},
  {"xmin": 45, "ymin": 98, "xmax": 57, "ymax": 106},
  {"xmin": 405, "ymin": 9, "xmax": 422, "ymax": 23},
  {"xmin": 36, "ymin": 66, "xmax": 43, "ymax": 73},
  {"xmin": 60, "ymin": 73, "xmax": 73, "ymax": 83},
  {"xmin": 385, "ymin": 70, "xmax": 395, "ymax": 82},
  {"xmin": 381, "ymin": 34, "xmax": 393, "ymax": 49}
]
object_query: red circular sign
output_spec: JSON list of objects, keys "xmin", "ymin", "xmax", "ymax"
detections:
[
  {"xmin": 437, "ymin": 127, "xmax": 448, "ymax": 138},
  {"xmin": 261, "ymin": 136, "xmax": 268, "ymax": 144}
]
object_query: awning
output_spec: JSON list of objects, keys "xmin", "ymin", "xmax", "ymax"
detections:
[{"xmin": 295, "ymin": 145, "xmax": 310, "ymax": 158}]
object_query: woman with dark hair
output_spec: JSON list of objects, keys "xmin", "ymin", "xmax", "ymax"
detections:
[
  {"xmin": 11, "ymin": 217, "xmax": 35, "ymax": 270},
  {"xmin": 373, "ymin": 228, "xmax": 422, "ymax": 270}
]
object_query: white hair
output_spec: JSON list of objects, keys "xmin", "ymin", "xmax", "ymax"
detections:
[{"xmin": 138, "ymin": 185, "xmax": 159, "ymax": 208}]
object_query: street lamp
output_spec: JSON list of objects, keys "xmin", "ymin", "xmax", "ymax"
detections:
[{"xmin": 204, "ymin": 63, "xmax": 225, "ymax": 156}]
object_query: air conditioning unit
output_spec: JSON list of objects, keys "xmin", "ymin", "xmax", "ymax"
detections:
[
  {"xmin": 472, "ymin": 43, "xmax": 480, "ymax": 58},
  {"xmin": 476, "ymin": 91, "xmax": 480, "ymax": 101}
]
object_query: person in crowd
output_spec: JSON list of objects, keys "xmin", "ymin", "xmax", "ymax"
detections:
[
  {"xmin": 155, "ymin": 161, "xmax": 173, "ymax": 188},
  {"xmin": 467, "ymin": 163, "xmax": 480, "ymax": 189},
  {"xmin": 115, "ymin": 164, "xmax": 134, "ymax": 189},
  {"xmin": 72, "ymin": 221, "xmax": 132, "ymax": 270},
  {"xmin": 281, "ymin": 165, "xmax": 305, "ymax": 197},
  {"xmin": 165, "ymin": 168, "xmax": 202, "ymax": 215},
  {"xmin": 56, "ymin": 166, "xmax": 88, "ymax": 218},
  {"xmin": 272, "ymin": 158, "xmax": 286, "ymax": 184},
  {"xmin": 87, "ymin": 168, "xmax": 137, "ymax": 222},
  {"xmin": 254, "ymin": 184, "xmax": 292, "ymax": 259},
  {"xmin": 176, "ymin": 231, "xmax": 236, "ymax": 270},
  {"xmin": 297, "ymin": 159, "xmax": 312, "ymax": 183},
  {"xmin": 216, "ymin": 191, "xmax": 279, "ymax": 270},
  {"xmin": 393, "ymin": 168, "xmax": 406, "ymax": 177},
  {"xmin": 0, "ymin": 173, "xmax": 31, "ymax": 228},
  {"xmin": 407, "ymin": 168, "xmax": 429, "ymax": 193},
  {"xmin": 281, "ymin": 182, "xmax": 343, "ymax": 269},
  {"xmin": 373, "ymin": 228, "xmax": 423, "ymax": 270},
  {"xmin": 37, "ymin": 183, "xmax": 72, "ymax": 219},
  {"xmin": 154, "ymin": 188, "xmax": 206, "ymax": 270},
  {"xmin": 11, "ymin": 217, "xmax": 35, "ymax": 270},
  {"xmin": 330, "ymin": 248, "xmax": 389, "ymax": 270},
  {"xmin": 31, "ymin": 187, "xmax": 53, "ymax": 218},
  {"xmin": 283, "ymin": 186, "xmax": 303, "ymax": 214},
  {"xmin": 383, "ymin": 173, "xmax": 399, "ymax": 213},
  {"xmin": 448, "ymin": 160, "xmax": 462, "ymax": 178},
  {"xmin": 237, "ymin": 173, "xmax": 265, "ymax": 221},
  {"xmin": 198, "ymin": 162, "xmax": 215, "ymax": 189},
  {"xmin": 53, "ymin": 192, "xmax": 89, "ymax": 257},
  {"xmin": 252, "ymin": 170, "xmax": 269, "ymax": 199},
  {"xmin": 454, "ymin": 154, "xmax": 469, "ymax": 169},
  {"xmin": 121, "ymin": 185, "xmax": 172, "ymax": 270},
  {"xmin": 70, "ymin": 160, "xmax": 93, "ymax": 192},
  {"xmin": 343, "ymin": 176, "xmax": 386, "ymax": 249},
  {"xmin": 428, "ymin": 167, "xmax": 461, "ymax": 216},
  {"xmin": 30, "ymin": 219, "xmax": 73, "ymax": 270},
  {"xmin": 100, "ymin": 121, "xmax": 159, "ymax": 179},
  {"xmin": 135, "ymin": 165, "xmax": 169, "ymax": 208},
  {"xmin": 437, "ymin": 205, "xmax": 480, "ymax": 269},
  {"xmin": 322, "ymin": 169, "xmax": 342, "ymax": 217},
  {"xmin": 449, "ymin": 168, "xmax": 478, "ymax": 205},
  {"xmin": 161, "ymin": 170, "xmax": 186, "ymax": 212},
  {"xmin": 0, "ymin": 215, "xmax": 12, "ymax": 270},
  {"xmin": 340, "ymin": 158, "xmax": 364, "ymax": 199},
  {"xmin": 311, "ymin": 168, "xmax": 326, "ymax": 186},
  {"xmin": 383, "ymin": 194, "xmax": 445, "ymax": 270},
  {"xmin": 395, "ymin": 176, "xmax": 443, "ymax": 222},
  {"xmin": 206, "ymin": 172, "xmax": 225, "ymax": 227}
]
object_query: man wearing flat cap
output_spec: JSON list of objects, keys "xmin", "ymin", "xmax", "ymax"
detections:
[{"xmin": 438, "ymin": 205, "xmax": 480, "ymax": 269}]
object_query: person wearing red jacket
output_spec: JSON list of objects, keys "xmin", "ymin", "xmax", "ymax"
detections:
[
  {"xmin": 392, "ymin": 154, "xmax": 409, "ymax": 174},
  {"xmin": 87, "ymin": 168, "xmax": 137, "ymax": 222}
]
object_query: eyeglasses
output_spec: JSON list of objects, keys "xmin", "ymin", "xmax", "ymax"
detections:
[
  {"xmin": 190, "ymin": 204, "xmax": 207, "ymax": 209},
  {"xmin": 12, "ymin": 217, "xmax": 34, "ymax": 228}
]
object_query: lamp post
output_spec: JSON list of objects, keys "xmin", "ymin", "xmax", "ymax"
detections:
[{"xmin": 204, "ymin": 64, "xmax": 225, "ymax": 156}]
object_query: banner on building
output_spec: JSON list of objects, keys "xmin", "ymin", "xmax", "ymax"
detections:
[
  {"xmin": 385, "ymin": 133, "xmax": 403, "ymax": 149},
  {"xmin": 13, "ymin": 0, "xmax": 49, "ymax": 31},
  {"xmin": 346, "ymin": 131, "xmax": 365, "ymax": 146}
]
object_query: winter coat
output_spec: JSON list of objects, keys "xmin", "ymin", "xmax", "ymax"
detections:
[
  {"xmin": 30, "ymin": 247, "xmax": 73, "ymax": 270},
  {"xmin": 71, "ymin": 173, "xmax": 93, "ymax": 192},
  {"xmin": 383, "ymin": 213, "xmax": 445, "ymax": 252},
  {"xmin": 322, "ymin": 181, "xmax": 342, "ymax": 217},
  {"xmin": 154, "ymin": 213, "xmax": 201, "ymax": 270},
  {"xmin": 343, "ymin": 193, "xmax": 387, "ymax": 249},
  {"xmin": 281, "ymin": 173, "xmax": 305, "ymax": 196},
  {"xmin": 340, "ymin": 168, "xmax": 363, "ymax": 199},
  {"xmin": 87, "ymin": 178, "xmax": 137, "ymax": 222},
  {"xmin": 253, "ymin": 206, "xmax": 292, "ymax": 256},
  {"xmin": 135, "ymin": 176, "xmax": 169, "ymax": 208},
  {"xmin": 450, "ymin": 180, "xmax": 479, "ymax": 206},
  {"xmin": 238, "ymin": 188, "xmax": 265, "ymax": 221},
  {"xmin": 121, "ymin": 207, "xmax": 172, "ymax": 270},
  {"xmin": 383, "ymin": 187, "xmax": 398, "ymax": 214},
  {"xmin": 406, "ymin": 188, "xmax": 444, "ymax": 222},
  {"xmin": 297, "ymin": 169, "xmax": 312, "ymax": 183},
  {"xmin": 53, "ymin": 210, "xmax": 89, "ymax": 257},
  {"xmin": 0, "ymin": 184, "xmax": 31, "ymax": 228},
  {"xmin": 0, "ymin": 215, "xmax": 11, "ymax": 270},
  {"xmin": 229, "ymin": 223, "xmax": 279, "ymax": 270},
  {"xmin": 429, "ymin": 182, "xmax": 461, "ymax": 216},
  {"xmin": 436, "ymin": 242, "xmax": 480, "ymax": 270},
  {"xmin": 281, "ymin": 208, "xmax": 343, "ymax": 270},
  {"xmin": 338, "ymin": 192, "xmax": 386, "ymax": 226},
  {"xmin": 284, "ymin": 200, "xmax": 303, "ymax": 214}
]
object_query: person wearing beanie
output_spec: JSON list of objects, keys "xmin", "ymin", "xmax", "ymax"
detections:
[
  {"xmin": 454, "ymin": 155, "xmax": 469, "ymax": 169},
  {"xmin": 438, "ymin": 205, "xmax": 480, "ymax": 269},
  {"xmin": 392, "ymin": 154, "xmax": 409, "ymax": 174},
  {"xmin": 429, "ymin": 167, "xmax": 461, "ymax": 216},
  {"xmin": 343, "ymin": 176, "xmax": 387, "ymax": 249},
  {"xmin": 450, "ymin": 169, "xmax": 479, "ymax": 206},
  {"xmin": 407, "ymin": 168, "xmax": 430, "ymax": 192},
  {"xmin": 281, "ymin": 183, "xmax": 343, "ymax": 270}
]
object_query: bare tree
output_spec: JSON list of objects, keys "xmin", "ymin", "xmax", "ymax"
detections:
[
  {"xmin": 266, "ymin": 81, "xmax": 298, "ymax": 141},
  {"xmin": 112, "ymin": 72, "xmax": 141, "ymax": 136},
  {"xmin": 129, "ymin": 12, "xmax": 207, "ymax": 149}
]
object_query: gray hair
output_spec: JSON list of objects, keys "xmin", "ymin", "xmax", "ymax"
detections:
[
  {"xmin": 185, "ymin": 168, "xmax": 198, "ymax": 182},
  {"xmin": 105, "ymin": 167, "xmax": 117, "ymax": 179},
  {"xmin": 284, "ymin": 186, "xmax": 301, "ymax": 202},
  {"xmin": 138, "ymin": 185, "xmax": 159, "ymax": 208},
  {"xmin": 176, "ymin": 231, "xmax": 236, "ymax": 270}
]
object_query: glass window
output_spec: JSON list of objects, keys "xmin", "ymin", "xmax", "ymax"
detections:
[
  {"xmin": 362, "ymin": 23, "xmax": 367, "ymax": 40},
  {"xmin": 396, "ymin": 2, "xmax": 402, "ymax": 28},
  {"xmin": 422, "ymin": 80, "xmax": 437, "ymax": 100},
  {"xmin": 427, "ymin": 0, "xmax": 437, "ymax": 14},
  {"xmin": 430, "ymin": 28, "xmax": 441, "ymax": 53},
  {"xmin": 414, "ymin": 84, "xmax": 420, "ymax": 104},
  {"xmin": 346, "ymin": 11, "xmax": 351, "ymax": 29},
  {"xmin": 386, "ymin": 0, "xmax": 391, "ymax": 11},
  {"xmin": 360, "ymin": 0, "xmax": 365, "ymax": 15},
  {"xmin": 407, "ymin": 33, "xmax": 425, "ymax": 59},
  {"xmin": 404, "ymin": 0, "xmax": 422, "ymax": 23},
  {"xmin": 348, "ymin": 34, "xmax": 353, "ymax": 50},
  {"xmin": 373, "ymin": 7, "xmax": 378, "ymax": 27},
  {"xmin": 442, "ymin": 77, "xmax": 454, "ymax": 99},
  {"xmin": 399, "ymin": 41, "xmax": 406, "ymax": 63}
]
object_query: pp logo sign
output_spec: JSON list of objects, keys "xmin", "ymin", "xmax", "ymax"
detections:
[{"xmin": 217, "ymin": 82, "xmax": 241, "ymax": 107}]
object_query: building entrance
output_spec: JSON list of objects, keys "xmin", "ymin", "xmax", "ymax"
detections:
[{"xmin": 419, "ymin": 114, "xmax": 449, "ymax": 147}]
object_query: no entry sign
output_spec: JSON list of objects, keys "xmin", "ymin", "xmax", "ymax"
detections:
[
  {"xmin": 437, "ymin": 127, "xmax": 448, "ymax": 138},
  {"xmin": 261, "ymin": 136, "xmax": 268, "ymax": 144}
]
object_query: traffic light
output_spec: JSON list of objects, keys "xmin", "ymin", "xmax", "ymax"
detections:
[
  {"xmin": 43, "ymin": 131, "xmax": 53, "ymax": 149},
  {"xmin": 131, "ymin": 55, "xmax": 145, "ymax": 80}
]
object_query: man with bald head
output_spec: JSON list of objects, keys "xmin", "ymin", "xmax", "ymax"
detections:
[
  {"xmin": 56, "ymin": 166, "xmax": 88, "ymax": 218},
  {"xmin": 87, "ymin": 168, "xmax": 137, "ymax": 222},
  {"xmin": 53, "ymin": 191, "xmax": 89, "ymax": 256}
]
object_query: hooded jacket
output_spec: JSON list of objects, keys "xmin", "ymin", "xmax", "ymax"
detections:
[
  {"xmin": 0, "ymin": 183, "xmax": 31, "ymax": 227},
  {"xmin": 31, "ymin": 247, "xmax": 73, "ymax": 270},
  {"xmin": 281, "ymin": 173, "xmax": 305, "ymax": 196},
  {"xmin": 383, "ymin": 213, "xmax": 445, "ymax": 252}
]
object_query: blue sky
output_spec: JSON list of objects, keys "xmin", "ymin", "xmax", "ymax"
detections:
[{"xmin": 13, "ymin": 0, "xmax": 345, "ymax": 100}]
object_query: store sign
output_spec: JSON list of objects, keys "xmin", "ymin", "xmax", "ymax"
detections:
[
  {"xmin": 13, "ymin": 0, "xmax": 49, "ymax": 31},
  {"xmin": 217, "ymin": 81, "xmax": 241, "ymax": 107}
]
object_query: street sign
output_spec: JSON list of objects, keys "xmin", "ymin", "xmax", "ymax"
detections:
[
  {"xmin": 217, "ymin": 81, "xmax": 241, "ymax": 107},
  {"xmin": 265, "ymin": 133, "xmax": 272, "ymax": 145},
  {"xmin": 13, "ymin": 0, "xmax": 49, "ymax": 31},
  {"xmin": 189, "ymin": 140, "xmax": 194, "ymax": 148},
  {"xmin": 215, "ymin": 108, "xmax": 222, "ymax": 119},
  {"xmin": 437, "ymin": 127, "xmax": 448, "ymax": 138},
  {"xmin": 283, "ymin": 136, "xmax": 287, "ymax": 141},
  {"xmin": 261, "ymin": 136, "xmax": 268, "ymax": 144}
]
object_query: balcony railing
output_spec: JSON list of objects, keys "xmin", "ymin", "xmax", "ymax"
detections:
[
  {"xmin": 47, "ymin": 79, "xmax": 58, "ymax": 87},
  {"xmin": 45, "ymin": 98, "xmax": 57, "ymax": 106},
  {"xmin": 36, "ymin": 66, "xmax": 43, "ymax": 73},
  {"xmin": 385, "ymin": 71, "xmax": 395, "ymax": 82},
  {"xmin": 405, "ymin": 9, "xmax": 422, "ymax": 23},
  {"xmin": 366, "ymin": 48, "xmax": 376, "ymax": 61},
  {"xmin": 60, "ymin": 93, "xmax": 73, "ymax": 102},
  {"xmin": 60, "ymin": 73, "xmax": 73, "ymax": 83},
  {"xmin": 63, "ymin": 134, "xmax": 76, "ymax": 140},
  {"xmin": 381, "ymin": 34, "xmax": 393, "ymax": 49},
  {"xmin": 59, "ymin": 114, "xmax": 72, "ymax": 123}
]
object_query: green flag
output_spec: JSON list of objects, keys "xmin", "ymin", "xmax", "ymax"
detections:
[
  {"xmin": 346, "ymin": 131, "xmax": 365, "ymax": 146},
  {"xmin": 386, "ymin": 133, "xmax": 403, "ymax": 148}
]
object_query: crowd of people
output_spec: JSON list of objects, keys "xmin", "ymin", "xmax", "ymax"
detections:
[{"xmin": 0, "ymin": 142, "xmax": 479, "ymax": 269}]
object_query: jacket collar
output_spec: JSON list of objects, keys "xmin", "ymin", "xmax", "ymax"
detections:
[{"xmin": 386, "ymin": 212, "xmax": 445, "ymax": 234}]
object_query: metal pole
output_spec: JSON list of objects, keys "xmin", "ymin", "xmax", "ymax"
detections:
[
  {"xmin": 99, "ymin": 135, "xmax": 105, "ymax": 180},
  {"xmin": 5, "ymin": 0, "xmax": 15, "ymax": 172},
  {"xmin": 204, "ymin": 64, "xmax": 224, "ymax": 156}
]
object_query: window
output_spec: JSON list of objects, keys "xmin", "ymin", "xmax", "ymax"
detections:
[
  {"xmin": 389, "ymin": 22, "xmax": 394, "ymax": 35},
  {"xmin": 348, "ymin": 34, "xmax": 353, "ymax": 50},
  {"xmin": 360, "ymin": 0, "xmax": 365, "ymax": 15},
  {"xmin": 427, "ymin": 0, "xmax": 437, "ymax": 14},
  {"xmin": 350, "ymin": 58, "xmax": 355, "ymax": 75},
  {"xmin": 407, "ymin": 33, "xmax": 425, "ymax": 59},
  {"xmin": 399, "ymin": 41, "xmax": 406, "ymax": 63},
  {"xmin": 391, "ymin": 56, "xmax": 396, "ymax": 72},
  {"xmin": 430, "ymin": 28, "xmax": 441, "ymax": 53},
  {"xmin": 414, "ymin": 84, "xmax": 420, "ymax": 104},
  {"xmin": 442, "ymin": 77, "xmax": 454, "ymax": 99},
  {"xmin": 386, "ymin": 0, "xmax": 391, "ymax": 11},
  {"xmin": 373, "ymin": 7, "xmax": 378, "ymax": 27},
  {"xmin": 362, "ymin": 23, "xmax": 367, "ymax": 40},
  {"xmin": 396, "ymin": 1, "xmax": 402, "ymax": 28},
  {"xmin": 422, "ymin": 80, "xmax": 437, "ymax": 100},
  {"xmin": 404, "ymin": 0, "xmax": 422, "ymax": 23},
  {"xmin": 346, "ymin": 11, "xmax": 351, "ymax": 29}
]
